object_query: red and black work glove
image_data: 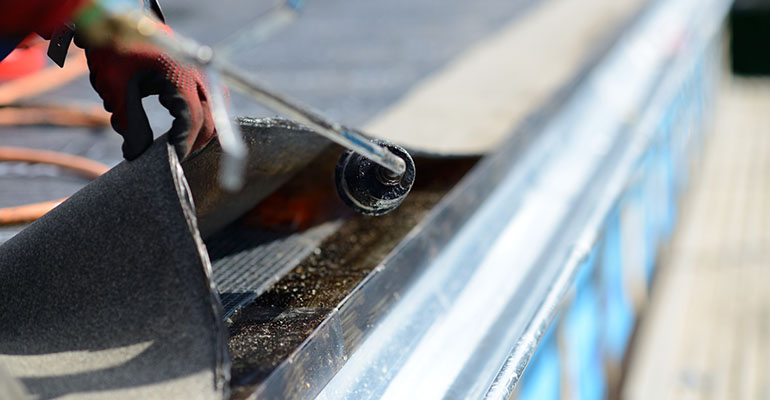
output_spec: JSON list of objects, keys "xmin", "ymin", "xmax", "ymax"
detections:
[{"xmin": 85, "ymin": 38, "xmax": 216, "ymax": 160}]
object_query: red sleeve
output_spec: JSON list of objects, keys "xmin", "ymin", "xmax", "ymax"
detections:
[{"xmin": 0, "ymin": 0, "xmax": 87, "ymax": 38}]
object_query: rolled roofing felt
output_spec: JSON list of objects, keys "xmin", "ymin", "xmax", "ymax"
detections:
[
  {"xmin": 0, "ymin": 140, "xmax": 228, "ymax": 400},
  {"xmin": 186, "ymin": 117, "xmax": 331, "ymax": 238}
]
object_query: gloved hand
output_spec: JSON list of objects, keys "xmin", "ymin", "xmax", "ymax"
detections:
[{"xmin": 84, "ymin": 38, "xmax": 216, "ymax": 160}]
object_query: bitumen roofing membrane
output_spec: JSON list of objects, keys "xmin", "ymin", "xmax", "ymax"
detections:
[
  {"xmin": 0, "ymin": 0, "xmax": 535, "ymax": 397},
  {"xmin": 0, "ymin": 0, "xmax": 643, "ymax": 397},
  {"xmin": 0, "ymin": 0, "xmax": 540, "ymax": 283},
  {"xmin": 0, "ymin": 0, "xmax": 544, "ymax": 303},
  {"xmin": 0, "ymin": 141, "xmax": 227, "ymax": 399}
]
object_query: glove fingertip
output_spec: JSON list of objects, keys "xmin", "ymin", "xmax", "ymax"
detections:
[
  {"xmin": 171, "ymin": 139, "xmax": 191, "ymax": 160},
  {"xmin": 122, "ymin": 138, "xmax": 152, "ymax": 161}
]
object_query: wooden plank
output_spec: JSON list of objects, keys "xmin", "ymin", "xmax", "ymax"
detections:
[{"xmin": 624, "ymin": 77, "xmax": 770, "ymax": 399}]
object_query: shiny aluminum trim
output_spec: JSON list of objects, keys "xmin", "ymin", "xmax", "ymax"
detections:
[
  {"xmin": 483, "ymin": 1, "xmax": 729, "ymax": 397},
  {"xmin": 317, "ymin": 0, "xmax": 729, "ymax": 398}
]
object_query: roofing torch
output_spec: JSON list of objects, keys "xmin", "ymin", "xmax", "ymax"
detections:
[{"xmin": 73, "ymin": 1, "xmax": 415, "ymax": 215}]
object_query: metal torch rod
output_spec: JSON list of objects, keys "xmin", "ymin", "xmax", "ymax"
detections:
[
  {"xmin": 217, "ymin": 62, "xmax": 408, "ymax": 176},
  {"xmin": 144, "ymin": 15, "xmax": 408, "ymax": 178}
]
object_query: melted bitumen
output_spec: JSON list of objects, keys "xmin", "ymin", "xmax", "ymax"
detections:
[{"xmin": 226, "ymin": 157, "xmax": 476, "ymax": 397}]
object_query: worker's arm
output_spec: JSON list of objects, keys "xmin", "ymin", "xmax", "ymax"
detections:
[
  {"xmin": 0, "ymin": 0, "xmax": 84, "ymax": 39},
  {"xmin": 0, "ymin": 0, "xmax": 84, "ymax": 60}
]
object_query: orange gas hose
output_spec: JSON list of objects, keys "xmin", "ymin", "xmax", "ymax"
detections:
[
  {"xmin": 0, "ymin": 48, "xmax": 111, "ymax": 225},
  {"xmin": 0, "ymin": 50, "xmax": 88, "ymax": 105},
  {"xmin": 0, "ymin": 199, "xmax": 66, "ymax": 225},
  {"xmin": 0, "ymin": 105, "xmax": 110, "ymax": 127},
  {"xmin": 0, "ymin": 146, "xmax": 110, "ymax": 225}
]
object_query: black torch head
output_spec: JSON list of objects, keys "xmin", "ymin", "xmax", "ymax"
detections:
[{"xmin": 334, "ymin": 140, "xmax": 416, "ymax": 216}]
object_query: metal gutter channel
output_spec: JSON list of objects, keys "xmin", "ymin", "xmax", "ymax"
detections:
[
  {"xmin": 483, "ymin": 6, "xmax": 727, "ymax": 398},
  {"xmin": 316, "ymin": 0, "xmax": 730, "ymax": 398}
]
